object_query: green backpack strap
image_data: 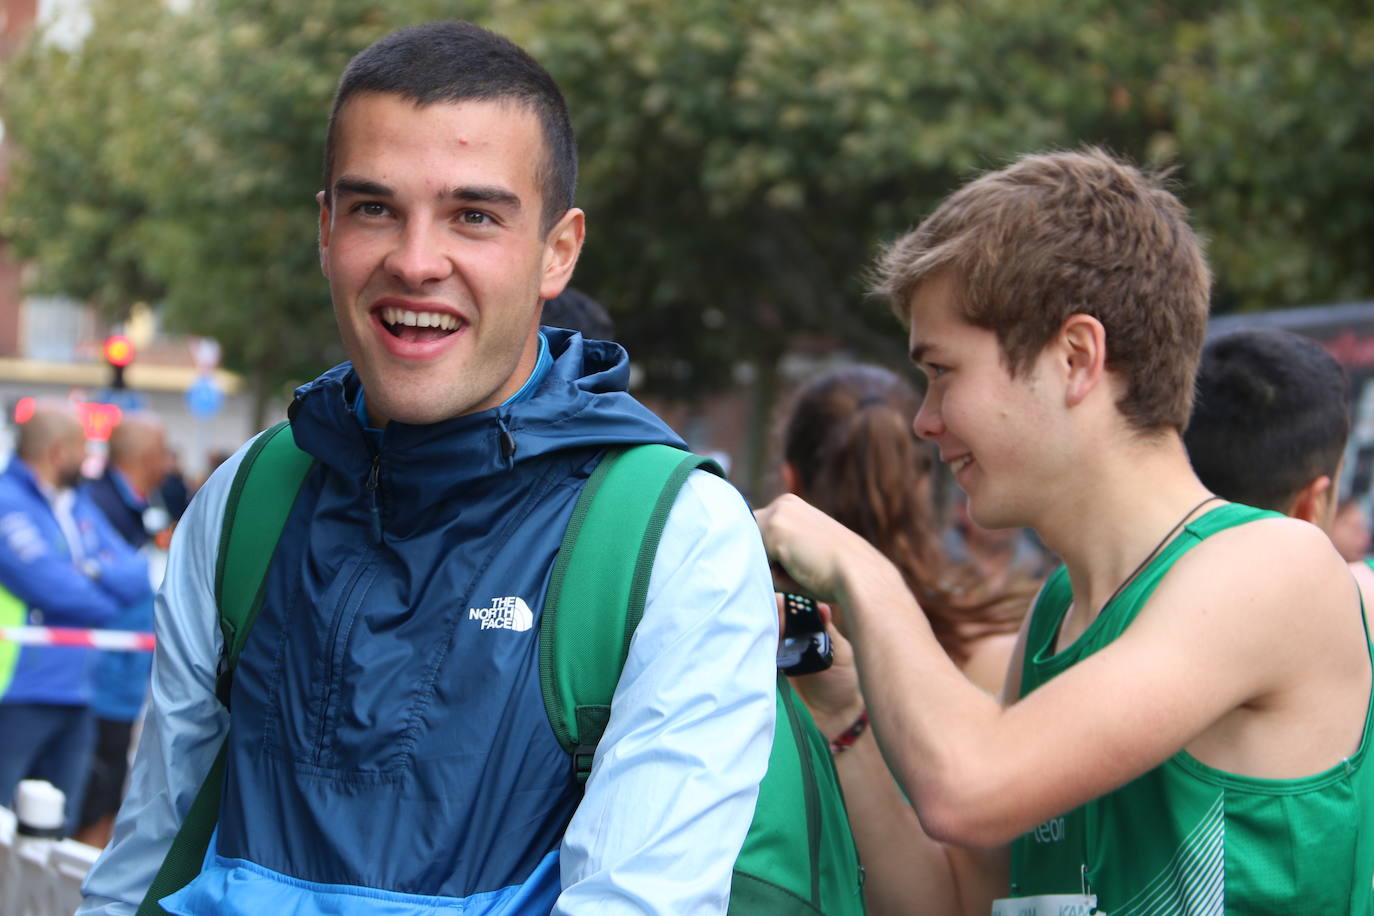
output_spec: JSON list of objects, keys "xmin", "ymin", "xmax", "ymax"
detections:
[
  {"xmin": 540, "ymin": 443, "xmax": 722, "ymax": 781},
  {"xmin": 137, "ymin": 420, "xmax": 314, "ymax": 915}
]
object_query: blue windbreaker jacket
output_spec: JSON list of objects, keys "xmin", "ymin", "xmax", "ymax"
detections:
[{"xmin": 164, "ymin": 330, "xmax": 688, "ymax": 914}]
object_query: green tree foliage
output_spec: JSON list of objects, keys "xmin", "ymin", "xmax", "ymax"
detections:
[
  {"xmin": 1164, "ymin": 4, "xmax": 1374, "ymax": 312},
  {"xmin": 2, "ymin": 0, "xmax": 1371, "ymax": 416},
  {"xmin": 1, "ymin": 0, "xmax": 170, "ymax": 313},
  {"xmin": 2, "ymin": 0, "xmax": 473, "ymax": 416}
]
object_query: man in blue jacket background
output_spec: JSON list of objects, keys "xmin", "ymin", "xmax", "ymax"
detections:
[
  {"xmin": 0, "ymin": 405, "xmax": 150, "ymax": 832},
  {"xmin": 81, "ymin": 20, "xmax": 778, "ymax": 916},
  {"xmin": 76, "ymin": 412, "xmax": 168, "ymax": 848}
]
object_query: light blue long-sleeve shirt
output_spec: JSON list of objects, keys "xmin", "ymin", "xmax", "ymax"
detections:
[{"xmin": 78, "ymin": 436, "xmax": 778, "ymax": 915}]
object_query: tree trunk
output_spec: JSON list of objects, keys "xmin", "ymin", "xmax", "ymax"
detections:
[{"xmin": 741, "ymin": 353, "xmax": 781, "ymax": 505}]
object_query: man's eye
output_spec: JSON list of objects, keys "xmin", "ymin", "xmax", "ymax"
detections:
[
  {"xmin": 460, "ymin": 210, "xmax": 492, "ymax": 225},
  {"xmin": 354, "ymin": 202, "xmax": 388, "ymax": 217},
  {"xmin": 926, "ymin": 363, "xmax": 949, "ymax": 379}
]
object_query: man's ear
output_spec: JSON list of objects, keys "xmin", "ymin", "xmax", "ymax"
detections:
[
  {"xmin": 316, "ymin": 190, "xmax": 332, "ymax": 278},
  {"xmin": 1289, "ymin": 474, "xmax": 1334, "ymax": 525},
  {"xmin": 780, "ymin": 461, "xmax": 802, "ymax": 497},
  {"xmin": 1059, "ymin": 313, "xmax": 1108, "ymax": 408},
  {"xmin": 539, "ymin": 208, "xmax": 586, "ymax": 301}
]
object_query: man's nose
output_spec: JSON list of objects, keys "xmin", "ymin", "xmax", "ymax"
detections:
[
  {"xmin": 384, "ymin": 223, "xmax": 453, "ymax": 288},
  {"xmin": 913, "ymin": 395, "xmax": 941, "ymax": 440}
]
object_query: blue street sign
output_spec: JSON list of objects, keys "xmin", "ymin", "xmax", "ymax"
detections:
[{"xmin": 186, "ymin": 373, "xmax": 225, "ymax": 418}]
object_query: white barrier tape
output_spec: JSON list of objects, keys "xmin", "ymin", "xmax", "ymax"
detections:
[{"xmin": 0, "ymin": 626, "xmax": 155, "ymax": 652}]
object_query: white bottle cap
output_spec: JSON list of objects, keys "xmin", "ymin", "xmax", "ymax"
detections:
[{"xmin": 15, "ymin": 779, "xmax": 65, "ymax": 835}]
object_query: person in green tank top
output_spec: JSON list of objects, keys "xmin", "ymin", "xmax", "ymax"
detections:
[{"xmin": 757, "ymin": 148, "xmax": 1374, "ymax": 915}]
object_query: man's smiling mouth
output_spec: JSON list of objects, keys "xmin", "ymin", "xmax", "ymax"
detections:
[{"xmin": 379, "ymin": 307, "xmax": 462, "ymax": 342}]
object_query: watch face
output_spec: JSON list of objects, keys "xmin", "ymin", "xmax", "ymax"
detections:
[{"xmin": 142, "ymin": 506, "xmax": 172, "ymax": 536}]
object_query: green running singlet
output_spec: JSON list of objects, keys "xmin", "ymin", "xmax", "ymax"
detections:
[{"xmin": 1008, "ymin": 503, "xmax": 1374, "ymax": 915}]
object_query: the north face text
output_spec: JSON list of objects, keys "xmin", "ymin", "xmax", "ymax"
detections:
[{"xmin": 468, "ymin": 596, "xmax": 534, "ymax": 632}]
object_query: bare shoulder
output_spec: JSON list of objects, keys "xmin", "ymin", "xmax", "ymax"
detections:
[
  {"xmin": 1153, "ymin": 514, "xmax": 1353, "ymax": 620},
  {"xmin": 1121, "ymin": 514, "xmax": 1360, "ymax": 710},
  {"xmin": 1135, "ymin": 514, "xmax": 1368, "ymax": 776}
]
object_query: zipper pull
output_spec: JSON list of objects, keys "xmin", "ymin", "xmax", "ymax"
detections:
[
  {"xmin": 366, "ymin": 456, "xmax": 382, "ymax": 542},
  {"xmin": 496, "ymin": 414, "xmax": 517, "ymax": 466}
]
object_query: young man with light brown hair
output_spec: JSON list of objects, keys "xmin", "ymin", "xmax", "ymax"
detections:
[{"xmin": 759, "ymin": 148, "xmax": 1374, "ymax": 914}]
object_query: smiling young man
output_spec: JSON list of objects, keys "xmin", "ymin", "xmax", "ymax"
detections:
[
  {"xmin": 79, "ymin": 22, "xmax": 777, "ymax": 916},
  {"xmin": 758, "ymin": 149, "xmax": 1374, "ymax": 914}
]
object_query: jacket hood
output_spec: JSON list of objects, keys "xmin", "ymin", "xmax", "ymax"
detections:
[{"xmin": 287, "ymin": 327, "xmax": 684, "ymax": 498}]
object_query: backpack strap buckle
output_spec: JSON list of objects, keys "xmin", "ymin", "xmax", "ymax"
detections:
[{"xmin": 572, "ymin": 744, "xmax": 597, "ymax": 783}]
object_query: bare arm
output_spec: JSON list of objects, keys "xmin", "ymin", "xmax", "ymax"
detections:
[
  {"xmin": 791, "ymin": 610, "xmax": 1032, "ymax": 913},
  {"xmin": 759, "ymin": 495, "xmax": 1355, "ymax": 848}
]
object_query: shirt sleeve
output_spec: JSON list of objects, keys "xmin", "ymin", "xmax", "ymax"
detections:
[
  {"xmin": 77, "ymin": 447, "xmax": 246, "ymax": 915},
  {"xmin": 554, "ymin": 468, "xmax": 779, "ymax": 914}
]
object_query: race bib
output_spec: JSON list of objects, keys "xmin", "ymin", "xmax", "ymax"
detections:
[{"xmin": 991, "ymin": 894, "xmax": 1101, "ymax": 916}]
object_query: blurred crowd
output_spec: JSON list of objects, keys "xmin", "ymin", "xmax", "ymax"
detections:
[{"xmin": 0, "ymin": 404, "xmax": 195, "ymax": 845}]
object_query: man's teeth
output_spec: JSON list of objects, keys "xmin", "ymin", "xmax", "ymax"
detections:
[
  {"xmin": 950, "ymin": 456, "xmax": 973, "ymax": 473},
  {"xmin": 381, "ymin": 307, "xmax": 459, "ymax": 331}
]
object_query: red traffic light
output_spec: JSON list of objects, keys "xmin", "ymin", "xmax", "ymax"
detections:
[{"xmin": 103, "ymin": 335, "xmax": 134, "ymax": 368}]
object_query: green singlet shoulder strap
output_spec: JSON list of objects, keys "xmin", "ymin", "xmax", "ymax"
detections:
[
  {"xmin": 137, "ymin": 420, "xmax": 314, "ymax": 915},
  {"xmin": 1124, "ymin": 502, "xmax": 1277, "ymax": 600},
  {"xmin": 540, "ymin": 443, "xmax": 723, "ymax": 782},
  {"xmin": 1023, "ymin": 502, "xmax": 1281, "ymax": 696}
]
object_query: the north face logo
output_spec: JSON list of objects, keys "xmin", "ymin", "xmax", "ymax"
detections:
[{"xmin": 468, "ymin": 596, "xmax": 533, "ymax": 632}]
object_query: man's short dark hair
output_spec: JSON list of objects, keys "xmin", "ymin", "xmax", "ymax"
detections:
[
  {"xmin": 1185, "ymin": 328, "xmax": 1350, "ymax": 512},
  {"xmin": 322, "ymin": 20, "xmax": 577, "ymax": 234}
]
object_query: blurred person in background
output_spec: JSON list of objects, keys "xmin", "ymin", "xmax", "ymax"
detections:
[
  {"xmin": 74, "ymin": 412, "xmax": 167, "ymax": 847},
  {"xmin": 1185, "ymin": 327, "xmax": 1374, "ymax": 615},
  {"xmin": 779, "ymin": 364, "xmax": 1035, "ymax": 694},
  {"xmin": 1331, "ymin": 497, "xmax": 1371, "ymax": 563},
  {"xmin": 542, "ymin": 287, "xmax": 616, "ymax": 341},
  {"xmin": 0, "ymin": 405, "xmax": 149, "ymax": 833},
  {"xmin": 157, "ymin": 448, "xmax": 191, "ymax": 522},
  {"xmin": 943, "ymin": 493, "xmax": 1054, "ymax": 603}
]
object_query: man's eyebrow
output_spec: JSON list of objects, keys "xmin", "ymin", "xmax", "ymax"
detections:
[
  {"xmin": 334, "ymin": 177, "xmax": 393, "ymax": 198},
  {"xmin": 443, "ymin": 185, "xmax": 521, "ymax": 210},
  {"xmin": 910, "ymin": 341, "xmax": 933, "ymax": 364}
]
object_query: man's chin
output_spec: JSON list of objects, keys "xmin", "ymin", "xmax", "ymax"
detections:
[{"xmin": 365, "ymin": 390, "xmax": 489, "ymax": 428}]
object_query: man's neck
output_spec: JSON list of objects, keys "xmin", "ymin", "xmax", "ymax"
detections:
[
  {"xmin": 19, "ymin": 457, "xmax": 64, "ymax": 499},
  {"xmin": 1033, "ymin": 431, "xmax": 1214, "ymax": 630}
]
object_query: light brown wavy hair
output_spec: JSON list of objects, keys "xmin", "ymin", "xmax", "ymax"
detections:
[{"xmin": 872, "ymin": 147, "xmax": 1211, "ymax": 434}]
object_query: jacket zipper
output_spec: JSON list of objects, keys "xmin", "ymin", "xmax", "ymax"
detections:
[
  {"xmin": 366, "ymin": 455, "xmax": 382, "ymax": 543},
  {"xmin": 311, "ymin": 557, "xmax": 374, "ymax": 766},
  {"xmin": 311, "ymin": 457, "xmax": 382, "ymax": 765}
]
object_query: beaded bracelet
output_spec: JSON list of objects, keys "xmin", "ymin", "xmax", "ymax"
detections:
[{"xmin": 829, "ymin": 709, "xmax": 869, "ymax": 755}]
